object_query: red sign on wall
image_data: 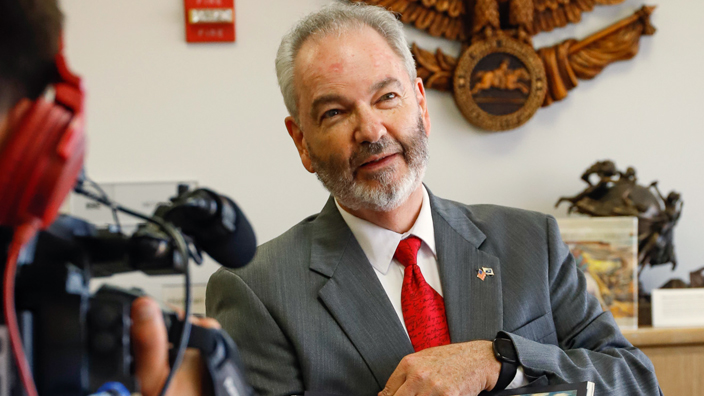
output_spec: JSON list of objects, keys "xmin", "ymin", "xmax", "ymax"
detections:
[{"xmin": 184, "ymin": 0, "xmax": 235, "ymax": 43}]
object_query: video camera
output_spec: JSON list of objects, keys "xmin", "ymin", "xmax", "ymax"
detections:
[{"xmin": 1, "ymin": 183, "xmax": 256, "ymax": 396}]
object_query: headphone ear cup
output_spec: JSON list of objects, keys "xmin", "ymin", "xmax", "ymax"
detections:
[
  {"xmin": 0, "ymin": 88, "xmax": 86, "ymax": 228},
  {"xmin": 0, "ymin": 50, "xmax": 86, "ymax": 230},
  {"xmin": 31, "ymin": 113, "xmax": 86, "ymax": 227},
  {"xmin": 0, "ymin": 99, "xmax": 56, "ymax": 225}
]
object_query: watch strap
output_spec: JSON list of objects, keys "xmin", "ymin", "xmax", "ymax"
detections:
[{"xmin": 493, "ymin": 335, "xmax": 518, "ymax": 392}]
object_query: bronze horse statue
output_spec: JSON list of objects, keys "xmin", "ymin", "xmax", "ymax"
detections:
[{"xmin": 556, "ymin": 160, "xmax": 683, "ymax": 271}]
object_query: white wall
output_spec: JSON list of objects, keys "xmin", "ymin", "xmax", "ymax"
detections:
[{"xmin": 59, "ymin": 0, "xmax": 703, "ymax": 296}]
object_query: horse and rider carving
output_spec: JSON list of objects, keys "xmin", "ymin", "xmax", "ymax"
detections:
[{"xmin": 471, "ymin": 59, "xmax": 531, "ymax": 95}]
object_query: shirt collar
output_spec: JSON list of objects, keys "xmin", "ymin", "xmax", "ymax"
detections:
[{"xmin": 335, "ymin": 186, "xmax": 436, "ymax": 275}]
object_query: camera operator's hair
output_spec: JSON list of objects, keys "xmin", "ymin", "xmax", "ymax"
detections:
[
  {"xmin": 275, "ymin": 2, "xmax": 416, "ymax": 123},
  {"xmin": 0, "ymin": 0, "xmax": 63, "ymax": 106}
]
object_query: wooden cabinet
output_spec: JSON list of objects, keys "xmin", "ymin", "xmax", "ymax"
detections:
[{"xmin": 622, "ymin": 327, "xmax": 704, "ymax": 395}]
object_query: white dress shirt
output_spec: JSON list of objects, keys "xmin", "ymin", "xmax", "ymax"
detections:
[
  {"xmin": 336, "ymin": 187, "xmax": 441, "ymax": 336},
  {"xmin": 335, "ymin": 186, "xmax": 528, "ymax": 389}
]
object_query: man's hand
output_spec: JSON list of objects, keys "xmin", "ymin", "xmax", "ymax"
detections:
[
  {"xmin": 379, "ymin": 341, "xmax": 501, "ymax": 396},
  {"xmin": 130, "ymin": 296, "xmax": 221, "ymax": 396}
]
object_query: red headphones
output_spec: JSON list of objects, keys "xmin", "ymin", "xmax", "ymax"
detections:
[{"xmin": 0, "ymin": 50, "xmax": 86, "ymax": 230}]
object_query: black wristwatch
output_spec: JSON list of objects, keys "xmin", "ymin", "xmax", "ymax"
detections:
[{"xmin": 492, "ymin": 333, "xmax": 518, "ymax": 392}]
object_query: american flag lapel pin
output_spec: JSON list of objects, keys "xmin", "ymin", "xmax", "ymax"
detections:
[{"xmin": 477, "ymin": 268, "xmax": 486, "ymax": 281}]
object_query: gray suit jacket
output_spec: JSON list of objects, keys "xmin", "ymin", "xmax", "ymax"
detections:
[{"xmin": 206, "ymin": 191, "xmax": 661, "ymax": 395}]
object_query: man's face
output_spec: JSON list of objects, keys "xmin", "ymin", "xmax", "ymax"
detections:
[{"xmin": 285, "ymin": 26, "xmax": 431, "ymax": 212}]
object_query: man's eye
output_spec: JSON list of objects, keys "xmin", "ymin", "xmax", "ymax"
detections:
[
  {"xmin": 381, "ymin": 92, "xmax": 397, "ymax": 101},
  {"xmin": 322, "ymin": 109, "xmax": 340, "ymax": 120}
]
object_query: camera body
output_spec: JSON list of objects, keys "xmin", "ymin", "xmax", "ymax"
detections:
[
  {"xmin": 11, "ymin": 215, "xmax": 178, "ymax": 395},
  {"xmin": 4, "ymin": 186, "xmax": 254, "ymax": 396}
]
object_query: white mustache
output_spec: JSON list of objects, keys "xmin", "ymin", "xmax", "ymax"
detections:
[{"xmin": 350, "ymin": 137, "xmax": 403, "ymax": 168}]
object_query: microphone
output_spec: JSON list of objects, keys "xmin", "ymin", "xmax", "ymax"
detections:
[{"xmin": 161, "ymin": 188, "xmax": 256, "ymax": 269}]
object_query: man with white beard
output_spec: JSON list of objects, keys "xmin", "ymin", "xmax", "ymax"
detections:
[{"xmin": 206, "ymin": 3, "xmax": 661, "ymax": 396}]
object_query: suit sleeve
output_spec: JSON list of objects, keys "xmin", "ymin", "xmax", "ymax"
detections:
[
  {"xmin": 503, "ymin": 216, "xmax": 662, "ymax": 395},
  {"xmin": 206, "ymin": 268, "xmax": 304, "ymax": 396}
]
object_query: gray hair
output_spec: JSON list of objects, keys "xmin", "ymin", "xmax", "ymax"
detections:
[{"xmin": 275, "ymin": 1, "xmax": 417, "ymax": 123}]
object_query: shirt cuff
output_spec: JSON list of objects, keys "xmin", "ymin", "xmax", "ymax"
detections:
[{"xmin": 506, "ymin": 366, "xmax": 529, "ymax": 389}]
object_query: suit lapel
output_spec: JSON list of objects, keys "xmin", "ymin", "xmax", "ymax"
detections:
[
  {"xmin": 429, "ymin": 192, "xmax": 504, "ymax": 342},
  {"xmin": 311, "ymin": 197, "xmax": 413, "ymax": 388},
  {"xmin": 309, "ymin": 192, "xmax": 505, "ymax": 386}
]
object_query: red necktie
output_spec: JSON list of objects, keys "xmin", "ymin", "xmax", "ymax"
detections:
[{"xmin": 394, "ymin": 236, "xmax": 451, "ymax": 352}]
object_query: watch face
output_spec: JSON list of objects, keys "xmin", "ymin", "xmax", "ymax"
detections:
[{"xmin": 495, "ymin": 338, "xmax": 518, "ymax": 364}]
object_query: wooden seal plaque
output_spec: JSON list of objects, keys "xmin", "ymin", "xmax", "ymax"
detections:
[
  {"xmin": 353, "ymin": 0, "xmax": 657, "ymax": 132},
  {"xmin": 453, "ymin": 37, "xmax": 546, "ymax": 131}
]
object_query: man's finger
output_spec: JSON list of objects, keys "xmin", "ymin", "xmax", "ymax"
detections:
[
  {"xmin": 192, "ymin": 316, "xmax": 221, "ymax": 329},
  {"xmin": 131, "ymin": 297, "xmax": 170, "ymax": 396},
  {"xmin": 393, "ymin": 381, "xmax": 418, "ymax": 396},
  {"xmin": 379, "ymin": 364, "xmax": 407, "ymax": 396}
]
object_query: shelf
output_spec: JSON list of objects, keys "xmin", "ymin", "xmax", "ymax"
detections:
[{"xmin": 622, "ymin": 326, "xmax": 704, "ymax": 347}]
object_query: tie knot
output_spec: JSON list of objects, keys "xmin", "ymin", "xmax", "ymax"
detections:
[{"xmin": 394, "ymin": 236, "xmax": 422, "ymax": 268}]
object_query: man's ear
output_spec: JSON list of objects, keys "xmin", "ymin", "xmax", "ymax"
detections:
[
  {"xmin": 285, "ymin": 116, "xmax": 314, "ymax": 173},
  {"xmin": 414, "ymin": 77, "xmax": 431, "ymax": 137},
  {"xmin": 0, "ymin": 99, "xmax": 32, "ymax": 146}
]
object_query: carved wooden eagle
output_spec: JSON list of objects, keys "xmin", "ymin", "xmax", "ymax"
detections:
[
  {"xmin": 350, "ymin": 0, "xmax": 656, "ymax": 130},
  {"xmin": 352, "ymin": 0, "xmax": 630, "ymax": 41}
]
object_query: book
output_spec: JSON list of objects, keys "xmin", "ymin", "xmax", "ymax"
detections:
[
  {"xmin": 491, "ymin": 381, "xmax": 595, "ymax": 396},
  {"xmin": 302, "ymin": 381, "xmax": 596, "ymax": 396},
  {"xmin": 556, "ymin": 217, "xmax": 639, "ymax": 330}
]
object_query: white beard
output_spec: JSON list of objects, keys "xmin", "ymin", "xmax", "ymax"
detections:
[{"xmin": 310, "ymin": 114, "xmax": 429, "ymax": 212}]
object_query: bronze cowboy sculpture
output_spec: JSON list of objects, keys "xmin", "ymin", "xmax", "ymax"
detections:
[{"xmin": 556, "ymin": 160, "xmax": 683, "ymax": 274}]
